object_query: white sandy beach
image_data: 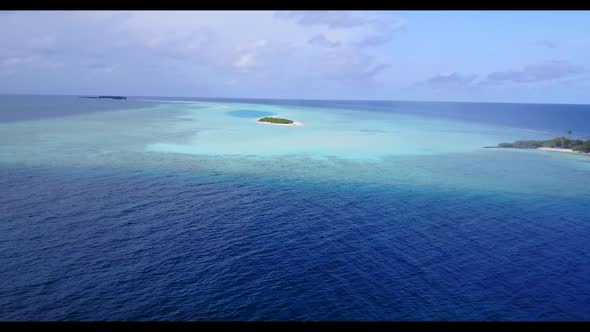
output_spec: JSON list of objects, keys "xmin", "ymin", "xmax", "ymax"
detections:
[{"xmin": 538, "ymin": 147, "xmax": 590, "ymax": 156}]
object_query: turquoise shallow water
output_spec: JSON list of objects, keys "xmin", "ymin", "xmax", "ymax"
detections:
[
  {"xmin": 1, "ymin": 98, "xmax": 588, "ymax": 196},
  {"xmin": 145, "ymin": 100, "xmax": 547, "ymax": 158},
  {"xmin": 0, "ymin": 96, "xmax": 589, "ymax": 320}
]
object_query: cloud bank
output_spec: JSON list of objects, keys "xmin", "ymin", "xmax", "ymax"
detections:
[
  {"xmin": 0, "ymin": 11, "xmax": 588, "ymax": 103},
  {"xmin": 0, "ymin": 11, "xmax": 401, "ymax": 97}
]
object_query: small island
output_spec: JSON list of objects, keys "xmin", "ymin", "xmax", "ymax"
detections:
[
  {"xmin": 487, "ymin": 136, "xmax": 590, "ymax": 156},
  {"xmin": 257, "ymin": 116, "xmax": 303, "ymax": 126},
  {"xmin": 80, "ymin": 96, "xmax": 127, "ymax": 100}
]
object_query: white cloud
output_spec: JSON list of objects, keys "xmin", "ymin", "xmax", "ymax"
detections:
[
  {"xmin": 234, "ymin": 53, "xmax": 254, "ymax": 70},
  {"xmin": 318, "ymin": 48, "xmax": 389, "ymax": 81},
  {"xmin": 309, "ymin": 34, "xmax": 341, "ymax": 48},
  {"xmin": 485, "ymin": 60, "xmax": 586, "ymax": 84}
]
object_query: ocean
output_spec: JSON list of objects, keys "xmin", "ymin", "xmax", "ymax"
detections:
[{"xmin": 0, "ymin": 94, "xmax": 589, "ymax": 321}]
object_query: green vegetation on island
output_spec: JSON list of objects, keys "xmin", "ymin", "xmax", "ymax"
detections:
[
  {"xmin": 495, "ymin": 136, "xmax": 590, "ymax": 153},
  {"xmin": 257, "ymin": 117, "xmax": 295, "ymax": 124}
]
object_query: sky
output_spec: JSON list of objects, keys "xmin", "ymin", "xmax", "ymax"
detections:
[{"xmin": 1, "ymin": 10, "xmax": 590, "ymax": 104}]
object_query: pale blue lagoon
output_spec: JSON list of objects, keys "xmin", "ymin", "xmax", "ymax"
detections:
[{"xmin": 0, "ymin": 95, "xmax": 589, "ymax": 320}]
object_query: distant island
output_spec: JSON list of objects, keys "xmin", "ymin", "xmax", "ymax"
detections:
[
  {"xmin": 487, "ymin": 136, "xmax": 590, "ymax": 155},
  {"xmin": 257, "ymin": 117, "xmax": 303, "ymax": 126},
  {"xmin": 80, "ymin": 96, "xmax": 127, "ymax": 100}
]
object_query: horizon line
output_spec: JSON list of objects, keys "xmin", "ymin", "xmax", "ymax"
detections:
[{"xmin": 1, "ymin": 92, "xmax": 590, "ymax": 107}]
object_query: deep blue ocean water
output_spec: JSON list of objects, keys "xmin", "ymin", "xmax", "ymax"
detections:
[
  {"xmin": 0, "ymin": 95, "xmax": 589, "ymax": 321},
  {"xmin": 0, "ymin": 94, "xmax": 155, "ymax": 123}
]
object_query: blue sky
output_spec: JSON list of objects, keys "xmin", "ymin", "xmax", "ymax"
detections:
[{"xmin": 1, "ymin": 11, "xmax": 589, "ymax": 104}]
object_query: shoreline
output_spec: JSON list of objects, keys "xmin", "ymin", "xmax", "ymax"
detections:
[
  {"xmin": 537, "ymin": 147, "xmax": 590, "ymax": 156},
  {"xmin": 484, "ymin": 146, "xmax": 590, "ymax": 157}
]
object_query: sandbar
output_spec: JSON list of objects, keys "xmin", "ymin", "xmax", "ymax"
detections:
[{"xmin": 538, "ymin": 147, "xmax": 590, "ymax": 156}]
